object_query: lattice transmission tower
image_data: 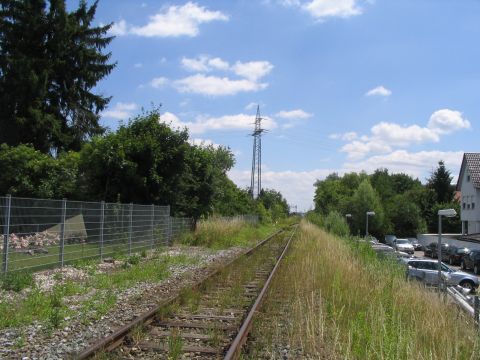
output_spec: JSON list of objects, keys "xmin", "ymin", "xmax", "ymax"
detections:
[{"xmin": 250, "ymin": 106, "xmax": 265, "ymax": 198}]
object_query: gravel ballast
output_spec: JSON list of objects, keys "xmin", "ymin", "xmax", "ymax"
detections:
[{"xmin": 0, "ymin": 246, "xmax": 245, "ymax": 359}]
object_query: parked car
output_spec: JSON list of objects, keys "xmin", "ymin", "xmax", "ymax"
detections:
[
  {"xmin": 408, "ymin": 238, "xmax": 422, "ymax": 251},
  {"xmin": 461, "ymin": 250, "xmax": 480, "ymax": 274},
  {"xmin": 423, "ymin": 242, "xmax": 450, "ymax": 259},
  {"xmin": 393, "ymin": 238, "xmax": 414, "ymax": 255},
  {"xmin": 384, "ymin": 234, "xmax": 397, "ymax": 246},
  {"xmin": 404, "ymin": 259, "xmax": 479, "ymax": 291},
  {"xmin": 444, "ymin": 246, "xmax": 470, "ymax": 266}
]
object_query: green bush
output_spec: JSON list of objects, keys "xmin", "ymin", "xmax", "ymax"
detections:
[
  {"xmin": 1, "ymin": 272, "xmax": 34, "ymax": 292},
  {"xmin": 127, "ymin": 255, "xmax": 140, "ymax": 265},
  {"xmin": 323, "ymin": 211, "xmax": 350, "ymax": 237}
]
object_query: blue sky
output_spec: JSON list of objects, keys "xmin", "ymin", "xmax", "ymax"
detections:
[{"xmin": 73, "ymin": 0, "xmax": 479, "ymax": 211}]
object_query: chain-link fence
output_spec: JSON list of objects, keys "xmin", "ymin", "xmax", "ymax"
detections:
[{"xmin": 0, "ymin": 195, "xmax": 193, "ymax": 273}]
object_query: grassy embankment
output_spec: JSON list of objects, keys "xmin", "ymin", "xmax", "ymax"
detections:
[
  {"xmin": 179, "ymin": 218, "xmax": 277, "ymax": 249},
  {"xmin": 247, "ymin": 220, "xmax": 480, "ymax": 359}
]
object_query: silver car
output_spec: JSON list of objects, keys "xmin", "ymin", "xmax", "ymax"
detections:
[
  {"xmin": 405, "ymin": 259, "xmax": 479, "ymax": 291},
  {"xmin": 394, "ymin": 238, "xmax": 414, "ymax": 255}
]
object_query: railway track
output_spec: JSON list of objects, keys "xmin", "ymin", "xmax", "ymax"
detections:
[{"xmin": 77, "ymin": 225, "xmax": 297, "ymax": 359}]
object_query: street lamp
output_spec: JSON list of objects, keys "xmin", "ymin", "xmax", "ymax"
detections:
[
  {"xmin": 437, "ymin": 208, "xmax": 457, "ymax": 290},
  {"xmin": 365, "ymin": 211, "xmax": 375, "ymax": 237}
]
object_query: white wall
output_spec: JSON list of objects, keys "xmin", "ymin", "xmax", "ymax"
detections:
[{"xmin": 459, "ymin": 165, "xmax": 480, "ymax": 222}]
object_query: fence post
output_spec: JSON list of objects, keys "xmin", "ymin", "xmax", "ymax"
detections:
[
  {"xmin": 100, "ymin": 201, "xmax": 105, "ymax": 261},
  {"xmin": 2, "ymin": 194, "xmax": 12, "ymax": 274},
  {"xmin": 128, "ymin": 203, "xmax": 133, "ymax": 256},
  {"xmin": 151, "ymin": 204, "xmax": 155, "ymax": 250},
  {"xmin": 475, "ymin": 296, "xmax": 479, "ymax": 330},
  {"xmin": 59, "ymin": 198, "xmax": 67, "ymax": 267}
]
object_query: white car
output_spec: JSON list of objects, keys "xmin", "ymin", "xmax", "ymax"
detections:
[{"xmin": 393, "ymin": 238, "xmax": 414, "ymax": 255}]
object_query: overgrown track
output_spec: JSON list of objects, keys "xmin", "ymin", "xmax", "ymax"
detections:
[{"xmin": 77, "ymin": 225, "xmax": 297, "ymax": 359}]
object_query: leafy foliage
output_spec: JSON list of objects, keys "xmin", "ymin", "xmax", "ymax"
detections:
[
  {"xmin": 0, "ymin": 0, "xmax": 115, "ymax": 153},
  {"xmin": 427, "ymin": 160, "xmax": 454, "ymax": 204},
  {"xmin": 0, "ymin": 143, "xmax": 78, "ymax": 198},
  {"xmin": 313, "ymin": 164, "xmax": 459, "ymax": 237}
]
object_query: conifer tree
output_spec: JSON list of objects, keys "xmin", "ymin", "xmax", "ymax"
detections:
[{"xmin": 0, "ymin": 0, "xmax": 115, "ymax": 153}]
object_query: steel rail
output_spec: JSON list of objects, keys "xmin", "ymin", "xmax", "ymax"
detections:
[
  {"xmin": 75, "ymin": 228, "xmax": 284, "ymax": 359},
  {"xmin": 224, "ymin": 224, "xmax": 297, "ymax": 360}
]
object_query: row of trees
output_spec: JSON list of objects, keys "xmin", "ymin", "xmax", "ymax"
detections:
[
  {"xmin": 312, "ymin": 162, "xmax": 460, "ymax": 237},
  {"xmin": 0, "ymin": 0, "xmax": 291, "ymax": 222},
  {"xmin": 0, "ymin": 109, "xmax": 290, "ymax": 220}
]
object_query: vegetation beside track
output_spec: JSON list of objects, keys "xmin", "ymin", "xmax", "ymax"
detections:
[
  {"xmin": 179, "ymin": 218, "xmax": 277, "ymax": 249},
  {"xmin": 0, "ymin": 251, "xmax": 197, "ymax": 330},
  {"xmin": 247, "ymin": 220, "xmax": 480, "ymax": 359}
]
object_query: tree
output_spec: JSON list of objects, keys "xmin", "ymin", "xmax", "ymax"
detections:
[
  {"xmin": 0, "ymin": 0, "xmax": 115, "ymax": 153},
  {"xmin": 0, "ymin": 143, "xmax": 79, "ymax": 198},
  {"xmin": 386, "ymin": 194, "xmax": 426, "ymax": 237},
  {"xmin": 257, "ymin": 189, "xmax": 289, "ymax": 221},
  {"xmin": 348, "ymin": 179, "xmax": 385, "ymax": 236},
  {"xmin": 427, "ymin": 160, "xmax": 454, "ymax": 204},
  {"xmin": 77, "ymin": 109, "xmax": 237, "ymax": 220}
]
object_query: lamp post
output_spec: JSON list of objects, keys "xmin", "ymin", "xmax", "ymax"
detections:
[
  {"xmin": 365, "ymin": 211, "xmax": 375, "ymax": 237},
  {"xmin": 345, "ymin": 213, "xmax": 352, "ymax": 234},
  {"xmin": 437, "ymin": 208, "xmax": 457, "ymax": 291}
]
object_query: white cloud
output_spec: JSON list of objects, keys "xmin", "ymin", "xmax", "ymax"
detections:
[
  {"xmin": 330, "ymin": 131, "xmax": 358, "ymax": 141},
  {"xmin": 150, "ymin": 77, "xmax": 169, "ymax": 88},
  {"xmin": 102, "ymin": 102, "xmax": 137, "ymax": 120},
  {"xmin": 114, "ymin": 2, "xmax": 228, "ymax": 38},
  {"xmin": 427, "ymin": 109, "xmax": 471, "ymax": 134},
  {"xmin": 173, "ymin": 74, "xmax": 268, "ymax": 96},
  {"xmin": 344, "ymin": 150, "xmax": 464, "ymax": 180},
  {"xmin": 303, "ymin": 0, "xmax": 362, "ymax": 20},
  {"xmin": 365, "ymin": 85, "xmax": 392, "ymax": 97},
  {"xmin": 232, "ymin": 61, "xmax": 274, "ymax": 81},
  {"xmin": 339, "ymin": 108, "xmax": 470, "ymax": 160},
  {"xmin": 341, "ymin": 140, "xmax": 392, "ymax": 161},
  {"xmin": 109, "ymin": 19, "xmax": 128, "ymax": 36},
  {"xmin": 160, "ymin": 112, "xmax": 277, "ymax": 134},
  {"xmin": 173, "ymin": 56, "xmax": 273, "ymax": 96},
  {"xmin": 181, "ymin": 55, "xmax": 230, "ymax": 72},
  {"xmin": 275, "ymin": 109, "xmax": 313, "ymax": 119},
  {"xmin": 370, "ymin": 122, "xmax": 440, "ymax": 146}
]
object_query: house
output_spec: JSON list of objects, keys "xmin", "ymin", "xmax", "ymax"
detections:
[{"xmin": 456, "ymin": 153, "xmax": 480, "ymax": 235}]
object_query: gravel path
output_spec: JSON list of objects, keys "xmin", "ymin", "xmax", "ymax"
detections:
[{"xmin": 0, "ymin": 246, "xmax": 244, "ymax": 360}]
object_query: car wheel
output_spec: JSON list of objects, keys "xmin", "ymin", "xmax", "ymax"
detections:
[{"xmin": 460, "ymin": 280, "xmax": 475, "ymax": 291}]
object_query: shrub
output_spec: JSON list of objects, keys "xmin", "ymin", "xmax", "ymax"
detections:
[
  {"xmin": 1, "ymin": 272, "xmax": 34, "ymax": 292},
  {"xmin": 323, "ymin": 211, "xmax": 350, "ymax": 237}
]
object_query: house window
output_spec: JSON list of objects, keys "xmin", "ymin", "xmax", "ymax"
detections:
[
  {"xmin": 473, "ymin": 203, "xmax": 476, "ymax": 210},
  {"xmin": 468, "ymin": 204, "xmax": 471, "ymax": 209},
  {"xmin": 467, "ymin": 175, "xmax": 471, "ymax": 182},
  {"xmin": 463, "ymin": 202, "xmax": 466, "ymax": 209}
]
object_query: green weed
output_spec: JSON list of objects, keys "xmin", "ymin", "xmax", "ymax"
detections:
[{"xmin": 1, "ymin": 271, "xmax": 34, "ymax": 292}]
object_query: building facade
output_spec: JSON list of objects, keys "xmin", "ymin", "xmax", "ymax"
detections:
[{"xmin": 456, "ymin": 153, "xmax": 480, "ymax": 235}]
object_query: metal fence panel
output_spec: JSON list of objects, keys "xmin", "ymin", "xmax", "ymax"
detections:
[
  {"xmin": 0, "ymin": 196, "xmax": 173, "ymax": 273},
  {"xmin": 1, "ymin": 195, "xmax": 256, "ymax": 274}
]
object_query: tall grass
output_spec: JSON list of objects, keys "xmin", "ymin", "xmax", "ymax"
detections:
[
  {"xmin": 248, "ymin": 221, "xmax": 480, "ymax": 359},
  {"xmin": 179, "ymin": 218, "xmax": 274, "ymax": 249}
]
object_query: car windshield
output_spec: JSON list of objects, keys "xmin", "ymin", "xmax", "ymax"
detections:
[
  {"xmin": 457, "ymin": 248, "xmax": 469, "ymax": 254},
  {"xmin": 441, "ymin": 263, "xmax": 453, "ymax": 272},
  {"xmin": 396, "ymin": 240, "xmax": 409, "ymax": 244}
]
